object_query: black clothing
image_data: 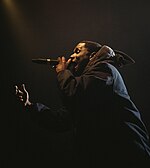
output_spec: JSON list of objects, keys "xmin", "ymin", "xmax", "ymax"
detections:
[
  {"xmin": 56, "ymin": 58, "xmax": 150, "ymax": 167},
  {"xmin": 31, "ymin": 53, "xmax": 150, "ymax": 167}
]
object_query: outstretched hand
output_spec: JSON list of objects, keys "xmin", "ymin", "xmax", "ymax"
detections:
[{"xmin": 15, "ymin": 84, "xmax": 32, "ymax": 107}]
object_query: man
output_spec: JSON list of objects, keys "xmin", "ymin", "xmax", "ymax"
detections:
[{"xmin": 15, "ymin": 41, "xmax": 150, "ymax": 167}]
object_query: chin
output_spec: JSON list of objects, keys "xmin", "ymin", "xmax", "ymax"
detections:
[{"xmin": 74, "ymin": 63, "xmax": 88, "ymax": 76}]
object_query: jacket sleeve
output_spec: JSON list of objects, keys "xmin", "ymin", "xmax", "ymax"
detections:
[
  {"xmin": 57, "ymin": 62, "xmax": 113, "ymax": 97},
  {"xmin": 28, "ymin": 103, "xmax": 72, "ymax": 132}
]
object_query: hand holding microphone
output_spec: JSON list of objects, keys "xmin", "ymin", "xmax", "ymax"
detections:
[
  {"xmin": 55, "ymin": 57, "xmax": 67, "ymax": 73},
  {"xmin": 32, "ymin": 56, "xmax": 76, "ymax": 72}
]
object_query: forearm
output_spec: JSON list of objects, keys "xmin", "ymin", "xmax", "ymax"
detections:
[
  {"xmin": 57, "ymin": 70, "xmax": 80, "ymax": 97},
  {"xmin": 26, "ymin": 103, "xmax": 72, "ymax": 132}
]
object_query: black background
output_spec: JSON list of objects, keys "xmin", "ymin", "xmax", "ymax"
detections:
[{"xmin": 1, "ymin": 0, "xmax": 150, "ymax": 167}]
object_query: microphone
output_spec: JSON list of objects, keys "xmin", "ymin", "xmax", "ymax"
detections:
[{"xmin": 32, "ymin": 58, "xmax": 58, "ymax": 66}]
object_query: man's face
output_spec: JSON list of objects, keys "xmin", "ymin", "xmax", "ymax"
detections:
[{"xmin": 69, "ymin": 43, "xmax": 90, "ymax": 75}]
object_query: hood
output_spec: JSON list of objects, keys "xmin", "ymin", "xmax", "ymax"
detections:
[{"xmin": 87, "ymin": 45, "xmax": 135, "ymax": 68}]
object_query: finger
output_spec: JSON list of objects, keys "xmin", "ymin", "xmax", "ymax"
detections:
[
  {"xmin": 18, "ymin": 90, "xmax": 23, "ymax": 95},
  {"xmin": 62, "ymin": 57, "xmax": 66, "ymax": 63},
  {"xmin": 15, "ymin": 85, "xmax": 19, "ymax": 94},
  {"xmin": 15, "ymin": 85, "xmax": 18, "ymax": 90},
  {"xmin": 19, "ymin": 95, "xmax": 23, "ymax": 99},
  {"xmin": 66, "ymin": 58, "xmax": 72, "ymax": 67},
  {"xmin": 15, "ymin": 85, "xmax": 23, "ymax": 95},
  {"xmin": 22, "ymin": 84, "xmax": 27, "ymax": 93},
  {"xmin": 66, "ymin": 58, "xmax": 72, "ymax": 64},
  {"xmin": 57, "ymin": 57, "xmax": 62, "ymax": 63}
]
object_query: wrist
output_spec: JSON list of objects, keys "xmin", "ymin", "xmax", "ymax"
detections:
[{"xmin": 25, "ymin": 101, "xmax": 33, "ymax": 107}]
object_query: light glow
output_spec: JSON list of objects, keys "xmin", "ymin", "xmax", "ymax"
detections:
[{"xmin": 2, "ymin": 0, "xmax": 34, "ymax": 53}]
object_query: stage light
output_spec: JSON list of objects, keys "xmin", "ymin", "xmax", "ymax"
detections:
[
  {"xmin": 3, "ymin": 0, "xmax": 16, "ymax": 10},
  {"xmin": 2, "ymin": 0, "xmax": 34, "ymax": 53}
]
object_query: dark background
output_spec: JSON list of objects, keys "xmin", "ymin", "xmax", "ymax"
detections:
[{"xmin": 1, "ymin": 0, "xmax": 150, "ymax": 167}]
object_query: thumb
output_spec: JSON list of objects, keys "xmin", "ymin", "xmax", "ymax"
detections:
[
  {"xmin": 66, "ymin": 58, "xmax": 72, "ymax": 64},
  {"xmin": 21, "ymin": 84, "xmax": 27, "ymax": 93},
  {"xmin": 15, "ymin": 85, "xmax": 19, "ymax": 94}
]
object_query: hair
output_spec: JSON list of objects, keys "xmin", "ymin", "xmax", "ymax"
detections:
[{"xmin": 80, "ymin": 40, "xmax": 102, "ymax": 54}]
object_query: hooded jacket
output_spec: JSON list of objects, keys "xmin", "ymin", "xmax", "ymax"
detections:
[{"xmin": 56, "ymin": 46, "xmax": 150, "ymax": 167}]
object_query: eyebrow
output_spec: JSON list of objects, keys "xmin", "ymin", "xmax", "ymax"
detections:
[
  {"xmin": 74, "ymin": 47, "xmax": 80, "ymax": 52},
  {"xmin": 74, "ymin": 46, "xmax": 82, "ymax": 50}
]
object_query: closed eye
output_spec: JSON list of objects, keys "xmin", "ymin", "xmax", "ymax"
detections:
[{"xmin": 74, "ymin": 48, "xmax": 81, "ymax": 54}]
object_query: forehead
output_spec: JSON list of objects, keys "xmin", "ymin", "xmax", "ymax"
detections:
[{"xmin": 74, "ymin": 43, "xmax": 86, "ymax": 49}]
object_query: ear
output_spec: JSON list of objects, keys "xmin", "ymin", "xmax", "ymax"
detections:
[{"xmin": 89, "ymin": 52, "xmax": 96, "ymax": 60}]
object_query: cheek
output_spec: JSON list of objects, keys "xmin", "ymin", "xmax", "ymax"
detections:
[
  {"xmin": 78, "ymin": 57, "xmax": 89, "ymax": 66},
  {"xmin": 78, "ymin": 56, "xmax": 85, "ymax": 62},
  {"xmin": 81, "ymin": 54, "xmax": 89, "ymax": 60},
  {"xmin": 76, "ymin": 52, "xmax": 89, "ymax": 62}
]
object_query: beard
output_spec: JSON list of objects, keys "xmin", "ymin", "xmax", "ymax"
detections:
[{"xmin": 67, "ymin": 58, "xmax": 89, "ymax": 76}]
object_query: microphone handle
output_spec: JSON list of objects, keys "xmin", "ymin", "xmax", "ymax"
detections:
[{"xmin": 32, "ymin": 58, "xmax": 58, "ymax": 66}]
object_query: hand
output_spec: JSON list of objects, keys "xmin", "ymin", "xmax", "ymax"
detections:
[
  {"xmin": 15, "ymin": 84, "xmax": 32, "ymax": 107},
  {"xmin": 55, "ymin": 56, "xmax": 67, "ymax": 73}
]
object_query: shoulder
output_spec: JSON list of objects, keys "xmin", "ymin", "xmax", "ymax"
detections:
[{"xmin": 84, "ymin": 60, "xmax": 118, "ymax": 75}]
